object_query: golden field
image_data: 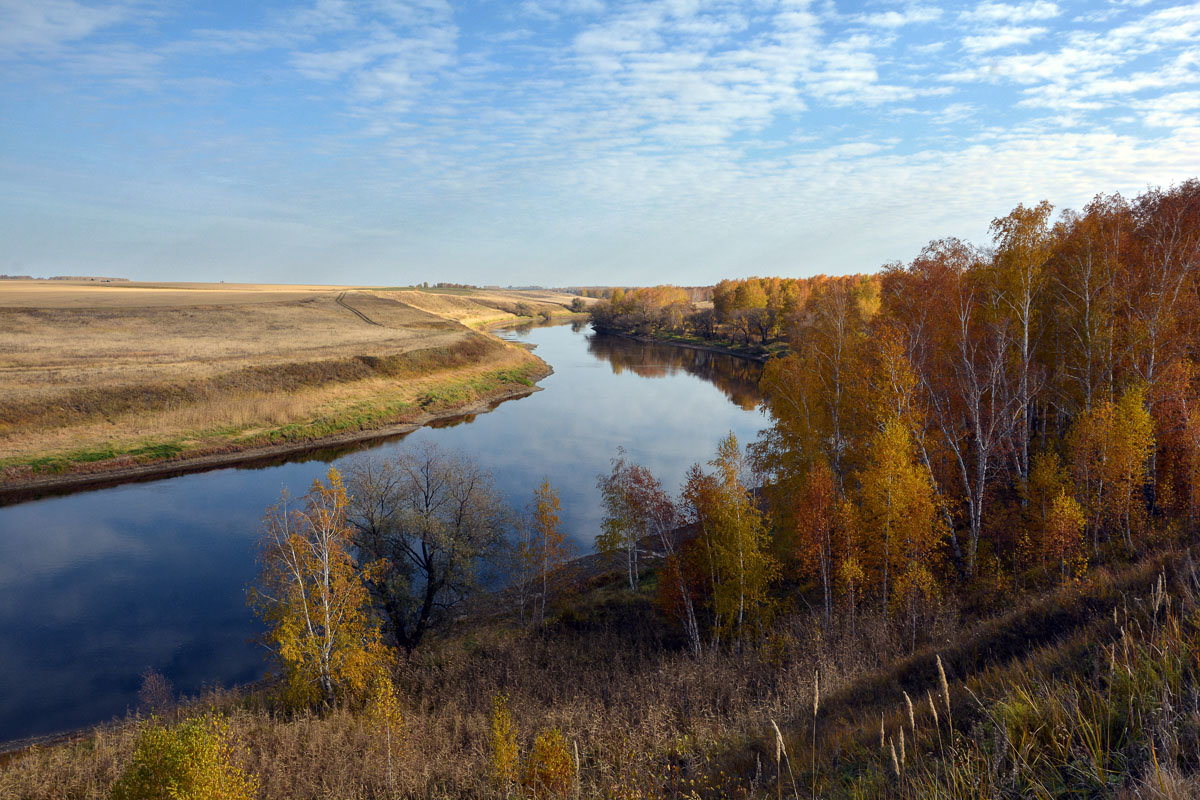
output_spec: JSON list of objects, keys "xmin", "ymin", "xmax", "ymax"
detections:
[{"xmin": 0, "ymin": 280, "xmax": 582, "ymax": 483}]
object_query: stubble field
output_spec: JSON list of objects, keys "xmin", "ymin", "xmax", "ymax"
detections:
[{"xmin": 0, "ymin": 281, "xmax": 581, "ymax": 484}]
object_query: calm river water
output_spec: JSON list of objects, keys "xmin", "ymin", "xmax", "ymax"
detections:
[{"xmin": 0, "ymin": 323, "xmax": 765, "ymax": 743}]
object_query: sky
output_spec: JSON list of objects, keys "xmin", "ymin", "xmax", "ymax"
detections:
[{"xmin": 1, "ymin": 0, "xmax": 1198, "ymax": 286}]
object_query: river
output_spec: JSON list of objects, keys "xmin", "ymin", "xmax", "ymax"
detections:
[{"xmin": 0, "ymin": 322, "xmax": 765, "ymax": 744}]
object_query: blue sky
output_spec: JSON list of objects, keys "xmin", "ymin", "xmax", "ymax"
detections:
[{"xmin": 2, "ymin": 0, "xmax": 1198, "ymax": 286}]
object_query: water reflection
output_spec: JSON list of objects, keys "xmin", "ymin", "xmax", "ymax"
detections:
[
  {"xmin": 585, "ymin": 333, "xmax": 763, "ymax": 411},
  {"xmin": 0, "ymin": 323, "xmax": 766, "ymax": 744}
]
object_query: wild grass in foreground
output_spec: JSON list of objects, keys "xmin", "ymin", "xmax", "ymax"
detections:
[
  {"xmin": 792, "ymin": 548, "xmax": 1200, "ymax": 799},
  {"xmin": 5, "ymin": 542, "xmax": 1199, "ymax": 799}
]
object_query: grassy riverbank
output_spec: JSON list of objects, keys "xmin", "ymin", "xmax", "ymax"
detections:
[
  {"xmin": 0, "ymin": 281, "xmax": 576, "ymax": 488},
  {"xmin": 4, "ymin": 537, "xmax": 1197, "ymax": 798}
]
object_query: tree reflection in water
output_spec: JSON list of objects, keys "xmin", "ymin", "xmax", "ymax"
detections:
[{"xmin": 585, "ymin": 333, "xmax": 763, "ymax": 412}]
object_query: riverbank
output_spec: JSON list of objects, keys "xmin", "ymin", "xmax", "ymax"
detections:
[
  {"xmin": 0, "ymin": 281, "xmax": 580, "ymax": 501},
  {"xmin": 0, "ymin": 512, "xmax": 686, "ymax": 760},
  {"xmin": 589, "ymin": 325, "xmax": 781, "ymax": 363},
  {"xmin": 0, "ymin": 363, "xmax": 550, "ymax": 505}
]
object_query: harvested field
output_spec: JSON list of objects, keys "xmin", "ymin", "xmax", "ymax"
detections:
[
  {"xmin": 379, "ymin": 287, "xmax": 591, "ymax": 327},
  {"xmin": 0, "ymin": 281, "xmax": 343, "ymax": 308},
  {"xmin": 0, "ymin": 281, "xmax": 574, "ymax": 484}
]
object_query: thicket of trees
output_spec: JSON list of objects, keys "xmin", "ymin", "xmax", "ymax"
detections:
[
  {"xmin": 586, "ymin": 180, "xmax": 1200, "ymax": 656},
  {"xmin": 588, "ymin": 275, "xmax": 869, "ymax": 347},
  {"xmin": 753, "ymin": 180, "xmax": 1200, "ymax": 634}
]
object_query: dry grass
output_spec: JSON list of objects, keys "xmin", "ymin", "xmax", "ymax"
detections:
[
  {"xmin": 0, "ymin": 568, "xmax": 958, "ymax": 800},
  {"xmin": 0, "ymin": 280, "xmax": 348, "ymax": 308},
  {"xmin": 4, "ymin": 542, "xmax": 1199, "ymax": 799},
  {"xmin": 0, "ymin": 282, "xmax": 555, "ymax": 477},
  {"xmin": 379, "ymin": 288, "xmax": 588, "ymax": 328}
]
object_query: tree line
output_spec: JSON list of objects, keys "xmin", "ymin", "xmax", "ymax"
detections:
[
  {"xmin": 754, "ymin": 180, "xmax": 1200, "ymax": 636},
  {"xmin": 588, "ymin": 275, "xmax": 868, "ymax": 347},
  {"xmin": 588, "ymin": 179, "xmax": 1200, "ymax": 652}
]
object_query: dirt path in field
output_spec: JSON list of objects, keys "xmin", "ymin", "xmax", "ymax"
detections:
[{"xmin": 335, "ymin": 291, "xmax": 383, "ymax": 326}]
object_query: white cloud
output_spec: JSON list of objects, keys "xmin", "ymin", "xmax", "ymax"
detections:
[
  {"xmin": 521, "ymin": 0, "xmax": 605, "ymax": 20},
  {"xmin": 0, "ymin": 0, "xmax": 133, "ymax": 56},
  {"xmin": 1107, "ymin": 2, "xmax": 1200, "ymax": 49},
  {"xmin": 855, "ymin": 5, "xmax": 943, "ymax": 28},
  {"xmin": 962, "ymin": 24, "xmax": 1046, "ymax": 52},
  {"xmin": 1136, "ymin": 90, "xmax": 1200, "ymax": 130},
  {"xmin": 930, "ymin": 101, "xmax": 977, "ymax": 123},
  {"xmin": 961, "ymin": 0, "xmax": 1061, "ymax": 24},
  {"xmin": 3, "ymin": 0, "xmax": 1200, "ymax": 285}
]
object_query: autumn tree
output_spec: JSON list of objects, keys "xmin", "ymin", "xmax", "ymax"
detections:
[
  {"xmin": 853, "ymin": 417, "xmax": 944, "ymax": 618},
  {"xmin": 989, "ymin": 200, "xmax": 1054, "ymax": 482},
  {"xmin": 525, "ymin": 479, "xmax": 569, "ymax": 625},
  {"xmin": 344, "ymin": 445, "xmax": 508, "ymax": 651},
  {"xmin": 367, "ymin": 670, "xmax": 404, "ymax": 796},
  {"xmin": 1045, "ymin": 489, "xmax": 1087, "ymax": 579},
  {"xmin": 1153, "ymin": 360, "xmax": 1200, "ymax": 524},
  {"xmin": 683, "ymin": 433, "xmax": 778, "ymax": 646},
  {"xmin": 1022, "ymin": 450, "xmax": 1074, "ymax": 575},
  {"xmin": 1070, "ymin": 385, "xmax": 1155, "ymax": 553},
  {"xmin": 791, "ymin": 459, "xmax": 839, "ymax": 628},
  {"xmin": 594, "ymin": 455, "xmax": 702, "ymax": 656},
  {"xmin": 489, "ymin": 693, "xmax": 520, "ymax": 793},
  {"xmin": 596, "ymin": 449, "xmax": 678, "ymax": 590},
  {"xmin": 249, "ymin": 468, "xmax": 388, "ymax": 709},
  {"xmin": 1046, "ymin": 195, "xmax": 1126, "ymax": 414},
  {"xmin": 1122, "ymin": 181, "xmax": 1200, "ymax": 394},
  {"xmin": 596, "ymin": 451, "xmax": 643, "ymax": 591},
  {"xmin": 111, "ymin": 716, "xmax": 258, "ymax": 800},
  {"xmin": 837, "ymin": 553, "xmax": 865, "ymax": 632}
]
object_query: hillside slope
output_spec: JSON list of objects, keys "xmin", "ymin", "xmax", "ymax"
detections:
[{"xmin": 4, "ymin": 537, "xmax": 1197, "ymax": 799}]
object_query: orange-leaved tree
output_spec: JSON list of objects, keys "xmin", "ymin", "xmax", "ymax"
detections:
[
  {"xmin": 249, "ymin": 468, "xmax": 388, "ymax": 708},
  {"xmin": 791, "ymin": 459, "xmax": 840, "ymax": 629}
]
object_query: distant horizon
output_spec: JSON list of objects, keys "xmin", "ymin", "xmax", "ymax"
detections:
[
  {"xmin": 3, "ymin": 0, "xmax": 1197, "ymax": 286},
  {"xmin": 0, "ymin": 273, "xmax": 711, "ymax": 289}
]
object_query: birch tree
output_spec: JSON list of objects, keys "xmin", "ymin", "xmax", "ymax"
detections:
[{"xmin": 249, "ymin": 468, "xmax": 387, "ymax": 708}]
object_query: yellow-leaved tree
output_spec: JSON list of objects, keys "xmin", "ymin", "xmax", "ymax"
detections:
[
  {"xmin": 527, "ymin": 479, "xmax": 569, "ymax": 626},
  {"xmin": 1023, "ymin": 451, "xmax": 1073, "ymax": 575},
  {"xmin": 683, "ymin": 433, "xmax": 778, "ymax": 647},
  {"xmin": 489, "ymin": 692, "xmax": 520, "ymax": 793},
  {"xmin": 249, "ymin": 468, "xmax": 389, "ymax": 709},
  {"xmin": 367, "ymin": 669, "xmax": 404, "ymax": 795},
  {"xmin": 1045, "ymin": 488, "xmax": 1087, "ymax": 579},
  {"xmin": 853, "ymin": 417, "xmax": 945, "ymax": 621},
  {"xmin": 1070, "ymin": 384, "xmax": 1155, "ymax": 554}
]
